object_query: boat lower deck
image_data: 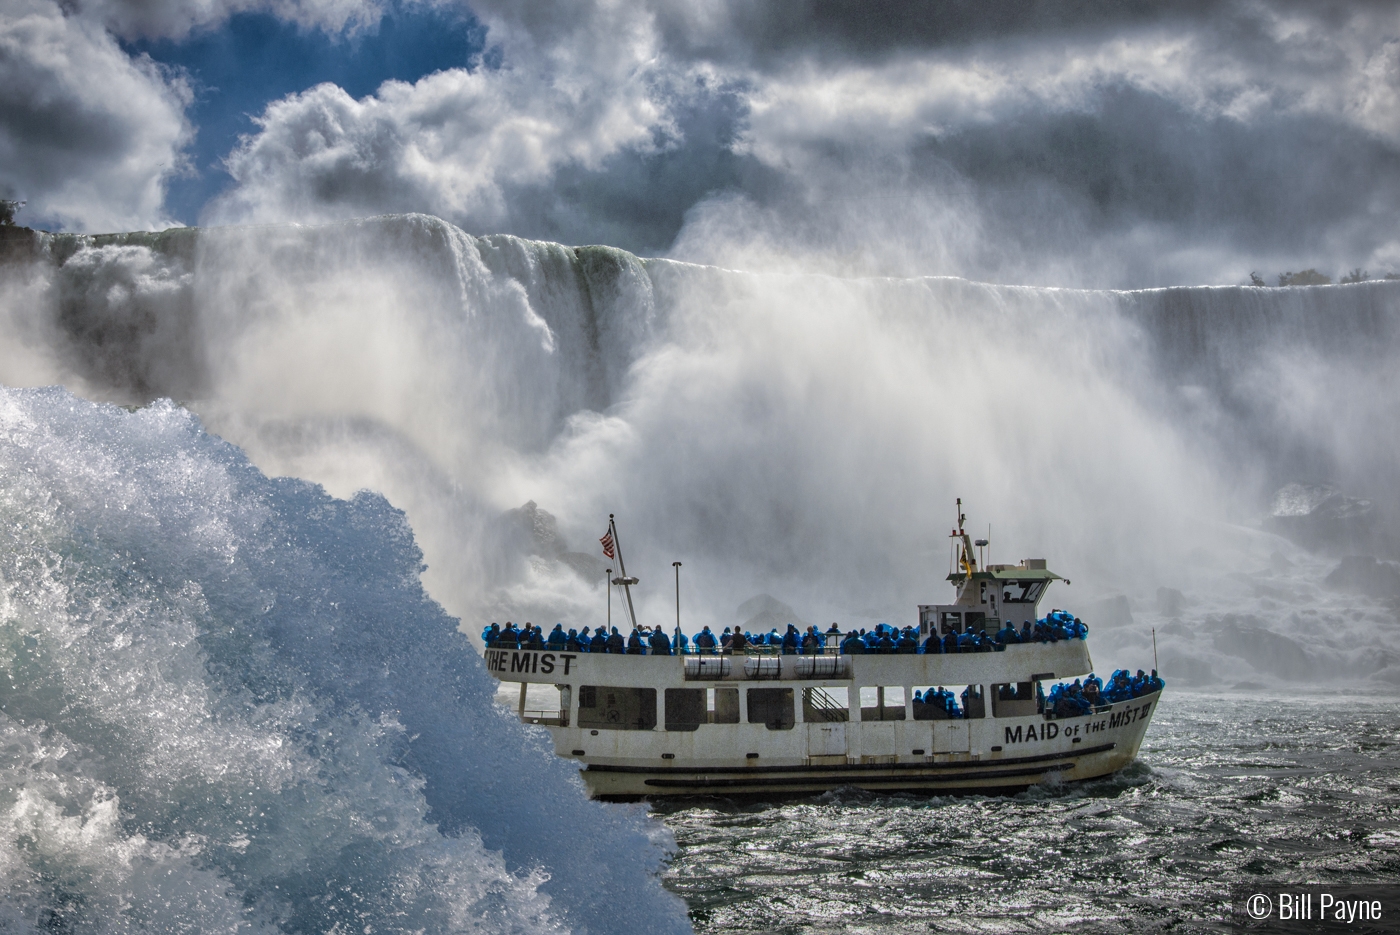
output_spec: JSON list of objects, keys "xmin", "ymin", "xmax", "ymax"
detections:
[
  {"xmin": 565, "ymin": 693, "xmax": 1159, "ymax": 798},
  {"xmin": 584, "ymin": 742, "xmax": 1122, "ymax": 798}
]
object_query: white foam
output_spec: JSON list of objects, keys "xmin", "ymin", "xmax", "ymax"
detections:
[{"xmin": 0, "ymin": 387, "xmax": 689, "ymax": 934}]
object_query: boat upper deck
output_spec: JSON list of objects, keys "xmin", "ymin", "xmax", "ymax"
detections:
[{"xmin": 482, "ymin": 638, "xmax": 1092, "ymax": 688}]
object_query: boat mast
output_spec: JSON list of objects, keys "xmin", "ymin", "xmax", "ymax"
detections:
[
  {"xmin": 953, "ymin": 498, "xmax": 977, "ymax": 578},
  {"xmin": 609, "ymin": 514, "xmax": 640, "ymax": 630}
]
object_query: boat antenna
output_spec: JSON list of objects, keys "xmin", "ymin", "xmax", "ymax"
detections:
[
  {"xmin": 609, "ymin": 514, "xmax": 640, "ymax": 631},
  {"xmin": 673, "ymin": 561, "xmax": 682, "ymax": 645}
]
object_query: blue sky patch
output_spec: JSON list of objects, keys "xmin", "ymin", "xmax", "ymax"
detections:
[{"xmin": 127, "ymin": 6, "xmax": 487, "ymax": 225}]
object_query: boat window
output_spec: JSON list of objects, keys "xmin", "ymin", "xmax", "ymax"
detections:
[
  {"xmin": 1000, "ymin": 580, "xmax": 1047, "ymax": 604},
  {"xmin": 665, "ymin": 688, "xmax": 704, "ymax": 731},
  {"xmin": 964, "ymin": 612, "xmax": 986, "ymax": 633},
  {"xmin": 802, "ymin": 686, "xmax": 849, "ymax": 722},
  {"xmin": 747, "ymin": 688, "xmax": 795, "ymax": 730},
  {"xmin": 990, "ymin": 682, "xmax": 1038, "ymax": 718},
  {"xmin": 576, "ymin": 685, "xmax": 657, "ymax": 730},
  {"xmin": 964, "ymin": 684, "xmax": 986, "ymax": 719},
  {"xmin": 712, "ymin": 687, "xmax": 740, "ymax": 724},
  {"xmin": 859, "ymin": 686, "xmax": 906, "ymax": 721},
  {"xmin": 913, "ymin": 684, "xmax": 984, "ymax": 720},
  {"xmin": 940, "ymin": 611, "xmax": 962, "ymax": 634}
]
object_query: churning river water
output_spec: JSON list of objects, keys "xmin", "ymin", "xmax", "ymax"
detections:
[{"xmin": 656, "ymin": 691, "xmax": 1400, "ymax": 934}]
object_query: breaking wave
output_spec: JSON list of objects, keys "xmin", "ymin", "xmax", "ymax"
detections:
[{"xmin": 0, "ymin": 386, "xmax": 688, "ymax": 933}]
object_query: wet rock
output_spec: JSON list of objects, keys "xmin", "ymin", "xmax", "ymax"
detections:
[
  {"xmin": 559, "ymin": 551, "xmax": 607, "ymax": 582},
  {"xmin": 736, "ymin": 594, "xmax": 806, "ymax": 633},
  {"xmin": 1323, "ymin": 555, "xmax": 1400, "ymax": 599},
  {"xmin": 1209, "ymin": 615, "xmax": 1313, "ymax": 679},
  {"xmin": 1158, "ymin": 647, "xmax": 1215, "ymax": 684},
  {"xmin": 1089, "ymin": 594, "xmax": 1134, "ymax": 628},
  {"xmin": 496, "ymin": 500, "xmax": 605, "ymax": 582},
  {"xmin": 1156, "ymin": 587, "xmax": 1187, "ymax": 616},
  {"xmin": 1159, "ymin": 619, "xmax": 1192, "ymax": 637},
  {"xmin": 1264, "ymin": 482, "xmax": 1374, "ymax": 552}
]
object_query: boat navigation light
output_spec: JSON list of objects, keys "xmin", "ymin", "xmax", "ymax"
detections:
[
  {"xmin": 974, "ymin": 539, "xmax": 988, "ymax": 547},
  {"xmin": 612, "ymin": 576, "xmax": 639, "ymax": 586}
]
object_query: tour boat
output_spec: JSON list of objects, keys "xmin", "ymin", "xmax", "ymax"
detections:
[{"xmin": 482, "ymin": 507, "xmax": 1161, "ymax": 799}]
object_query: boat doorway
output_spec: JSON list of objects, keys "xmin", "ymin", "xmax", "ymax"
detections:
[
  {"xmin": 932, "ymin": 721, "xmax": 970, "ymax": 755},
  {"xmin": 807, "ymin": 722, "xmax": 847, "ymax": 757}
]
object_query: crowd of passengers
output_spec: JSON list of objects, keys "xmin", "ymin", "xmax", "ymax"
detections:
[
  {"xmin": 481, "ymin": 609, "xmax": 1089, "ymax": 656},
  {"xmin": 907, "ymin": 668, "xmax": 1165, "ymax": 720},
  {"xmin": 1045, "ymin": 669, "xmax": 1165, "ymax": 716}
]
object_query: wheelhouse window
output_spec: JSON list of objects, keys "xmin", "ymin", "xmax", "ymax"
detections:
[
  {"xmin": 1000, "ymin": 580, "xmax": 1047, "ymax": 604},
  {"xmin": 577, "ymin": 685, "xmax": 657, "ymax": 730}
]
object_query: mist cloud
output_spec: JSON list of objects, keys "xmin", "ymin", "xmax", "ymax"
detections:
[
  {"xmin": 4, "ymin": 0, "xmax": 1400, "ymax": 284},
  {"xmin": 197, "ymin": 0, "xmax": 1400, "ymax": 286},
  {"xmin": 0, "ymin": 0, "xmax": 191, "ymax": 232}
]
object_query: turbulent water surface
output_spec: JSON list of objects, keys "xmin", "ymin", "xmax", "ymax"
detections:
[{"xmin": 658, "ymin": 692, "xmax": 1400, "ymax": 934}]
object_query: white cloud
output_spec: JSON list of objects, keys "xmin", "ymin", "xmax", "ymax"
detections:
[
  {"xmin": 71, "ymin": 0, "xmax": 390, "ymax": 40},
  {"xmin": 212, "ymin": 2, "xmax": 677, "ymax": 228},
  {"xmin": 0, "ymin": 0, "xmax": 191, "ymax": 232}
]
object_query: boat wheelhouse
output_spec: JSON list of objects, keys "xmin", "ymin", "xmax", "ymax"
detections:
[{"xmin": 482, "ymin": 512, "xmax": 1160, "ymax": 799}]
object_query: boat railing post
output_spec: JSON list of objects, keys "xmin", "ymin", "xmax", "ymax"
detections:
[
  {"xmin": 517, "ymin": 682, "xmax": 527, "ymax": 721},
  {"xmin": 673, "ymin": 561, "xmax": 682, "ymax": 652}
]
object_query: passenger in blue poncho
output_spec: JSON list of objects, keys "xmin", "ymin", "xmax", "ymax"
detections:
[
  {"xmin": 782, "ymin": 625, "xmax": 800, "ymax": 655},
  {"xmin": 546, "ymin": 624, "xmax": 567, "ymax": 650},
  {"xmin": 942, "ymin": 629, "xmax": 959, "ymax": 654},
  {"xmin": 606, "ymin": 627, "xmax": 625, "ymax": 654},
  {"xmin": 876, "ymin": 630, "xmax": 896, "ymax": 654},
  {"xmin": 922, "ymin": 630, "xmax": 942, "ymax": 654},
  {"xmin": 566, "ymin": 628, "xmax": 582, "ymax": 652},
  {"xmin": 840, "ymin": 631, "xmax": 865, "ymax": 654},
  {"xmin": 695, "ymin": 626, "xmax": 717, "ymax": 654},
  {"xmin": 649, "ymin": 627, "xmax": 672, "ymax": 656}
]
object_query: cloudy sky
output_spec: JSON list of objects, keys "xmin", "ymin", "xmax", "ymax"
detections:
[{"xmin": 3, "ymin": 0, "xmax": 1399, "ymax": 286}]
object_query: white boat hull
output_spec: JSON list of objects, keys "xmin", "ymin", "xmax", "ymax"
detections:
[{"xmin": 554, "ymin": 691, "xmax": 1159, "ymax": 799}]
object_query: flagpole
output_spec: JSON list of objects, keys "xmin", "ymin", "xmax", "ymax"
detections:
[
  {"xmin": 606, "ymin": 567, "xmax": 612, "ymax": 632},
  {"xmin": 610, "ymin": 514, "xmax": 639, "ymax": 631},
  {"xmin": 673, "ymin": 561, "xmax": 682, "ymax": 647}
]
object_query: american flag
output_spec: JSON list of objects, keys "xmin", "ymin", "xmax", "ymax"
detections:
[{"xmin": 599, "ymin": 529, "xmax": 615, "ymax": 559}]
